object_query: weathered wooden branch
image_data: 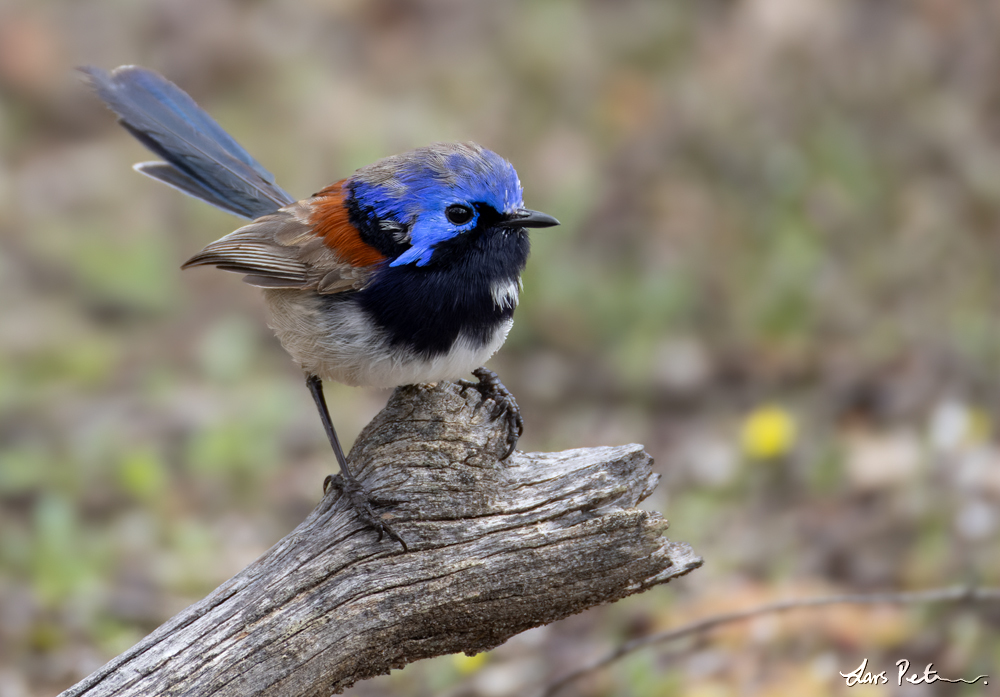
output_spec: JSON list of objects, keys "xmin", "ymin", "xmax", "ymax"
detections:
[{"xmin": 61, "ymin": 382, "xmax": 702, "ymax": 697}]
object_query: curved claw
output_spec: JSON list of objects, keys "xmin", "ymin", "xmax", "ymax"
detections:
[
  {"xmin": 324, "ymin": 474, "xmax": 408, "ymax": 551},
  {"xmin": 461, "ymin": 367, "xmax": 523, "ymax": 460}
]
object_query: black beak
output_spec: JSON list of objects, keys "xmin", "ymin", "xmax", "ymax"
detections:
[{"xmin": 497, "ymin": 208, "xmax": 561, "ymax": 229}]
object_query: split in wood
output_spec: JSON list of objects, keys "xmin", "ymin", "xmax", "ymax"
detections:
[{"xmin": 61, "ymin": 381, "xmax": 702, "ymax": 697}]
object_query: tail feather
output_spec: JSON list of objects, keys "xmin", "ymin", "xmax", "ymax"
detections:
[
  {"xmin": 132, "ymin": 162, "xmax": 258, "ymax": 215},
  {"xmin": 82, "ymin": 65, "xmax": 294, "ymax": 219}
]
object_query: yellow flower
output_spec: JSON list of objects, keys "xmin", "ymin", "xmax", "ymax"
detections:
[
  {"xmin": 967, "ymin": 407, "xmax": 991, "ymax": 444},
  {"xmin": 452, "ymin": 651, "xmax": 488, "ymax": 675},
  {"xmin": 740, "ymin": 404, "xmax": 797, "ymax": 460}
]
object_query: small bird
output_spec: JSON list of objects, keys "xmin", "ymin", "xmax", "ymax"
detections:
[{"xmin": 84, "ymin": 65, "xmax": 558, "ymax": 549}]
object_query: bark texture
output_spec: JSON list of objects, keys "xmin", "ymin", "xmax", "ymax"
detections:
[{"xmin": 61, "ymin": 381, "xmax": 702, "ymax": 697}]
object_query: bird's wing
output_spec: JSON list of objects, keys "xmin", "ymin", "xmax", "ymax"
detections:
[{"xmin": 182, "ymin": 184, "xmax": 387, "ymax": 294}]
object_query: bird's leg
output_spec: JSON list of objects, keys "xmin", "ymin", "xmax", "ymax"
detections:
[
  {"xmin": 306, "ymin": 374, "xmax": 407, "ymax": 551},
  {"xmin": 459, "ymin": 367, "xmax": 524, "ymax": 459}
]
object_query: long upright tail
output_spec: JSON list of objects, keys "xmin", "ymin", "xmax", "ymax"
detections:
[{"xmin": 82, "ymin": 65, "xmax": 295, "ymax": 220}]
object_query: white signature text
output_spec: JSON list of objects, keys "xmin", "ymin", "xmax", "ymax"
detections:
[{"xmin": 840, "ymin": 658, "xmax": 988, "ymax": 687}]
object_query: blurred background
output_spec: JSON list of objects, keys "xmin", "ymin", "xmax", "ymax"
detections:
[{"xmin": 1, "ymin": 0, "xmax": 999, "ymax": 695}]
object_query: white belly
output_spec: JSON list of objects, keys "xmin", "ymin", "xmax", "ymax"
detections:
[{"xmin": 262, "ymin": 288, "xmax": 513, "ymax": 387}]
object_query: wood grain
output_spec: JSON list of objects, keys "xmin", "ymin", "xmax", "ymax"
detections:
[{"xmin": 61, "ymin": 381, "xmax": 701, "ymax": 696}]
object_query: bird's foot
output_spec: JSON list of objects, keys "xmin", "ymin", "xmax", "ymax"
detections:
[
  {"xmin": 460, "ymin": 367, "xmax": 523, "ymax": 460},
  {"xmin": 323, "ymin": 473, "xmax": 408, "ymax": 551}
]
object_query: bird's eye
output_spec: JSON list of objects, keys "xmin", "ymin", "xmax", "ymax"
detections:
[{"xmin": 446, "ymin": 204, "xmax": 474, "ymax": 225}]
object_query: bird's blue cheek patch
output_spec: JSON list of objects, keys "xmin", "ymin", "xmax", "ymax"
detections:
[
  {"xmin": 390, "ymin": 246, "xmax": 430, "ymax": 267},
  {"xmin": 390, "ymin": 214, "xmax": 475, "ymax": 267}
]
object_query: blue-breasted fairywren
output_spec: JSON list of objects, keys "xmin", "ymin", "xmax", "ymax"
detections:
[{"xmin": 84, "ymin": 66, "xmax": 559, "ymax": 549}]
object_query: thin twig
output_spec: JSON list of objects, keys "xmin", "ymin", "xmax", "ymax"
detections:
[{"xmin": 539, "ymin": 585, "xmax": 1000, "ymax": 697}]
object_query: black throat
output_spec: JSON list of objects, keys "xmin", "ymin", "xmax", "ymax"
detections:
[{"xmin": 350, "ymin": 226, "xmax": 530, "ymax": 358}]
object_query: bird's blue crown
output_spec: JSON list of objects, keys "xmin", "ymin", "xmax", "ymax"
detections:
[{"xmin": 347, "ymin": 142, "xmax": 524, "ymax": 267}]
